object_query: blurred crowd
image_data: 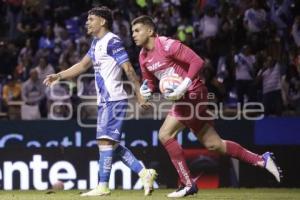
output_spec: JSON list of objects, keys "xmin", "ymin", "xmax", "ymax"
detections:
[{"xmin": 0, "ymin": 0, "xmax": 300, "ymax": 120}]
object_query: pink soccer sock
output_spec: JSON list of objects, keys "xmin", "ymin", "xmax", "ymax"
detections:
[
  {"xmin": 225, "ymin": 140, "xmax": 263, "ymax": 166},
  {"xmin": 163, "ymin": 138, "xmax": 193, "ymax": 186}
]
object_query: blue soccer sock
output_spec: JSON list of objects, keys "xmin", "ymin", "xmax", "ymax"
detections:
[
  {"xmin": 114, "ymin": 144, "xmax": 144, "ymax": 174},
  {"xmin": 98, "ymin": 145, "xmax": 114, "ymax": 186}
]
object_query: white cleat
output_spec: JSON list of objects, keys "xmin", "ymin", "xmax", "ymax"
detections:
[
  {"xmin": 167, "ymin": 183, "xmax": 198, "ymax": 198},
  {"xmin": 262, "ymin": 152, "xmax": 282, "ymax": 183},
  {"xmin": 80, "ymin": 185, "xmax": 110, "ymax": 197},
  {"xmin": 139, "ymin": 168, "xmax": 158, "ymax": 196}
]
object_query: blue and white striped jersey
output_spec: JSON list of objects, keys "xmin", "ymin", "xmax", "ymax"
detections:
[{"xmin": 87, "ymin": 32, "xmax": 129, "ymax": 104}]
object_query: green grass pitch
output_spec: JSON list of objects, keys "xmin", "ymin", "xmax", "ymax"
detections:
[{"xmin": 0, "ymin": 188, "xmax": 300, "ymax": 200}]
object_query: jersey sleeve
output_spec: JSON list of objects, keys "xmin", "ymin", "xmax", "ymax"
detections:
[
  {"xmin": 139, "ymin": 56, "xmax": 157, "ymax": 92},
  {"xmin": 167, "ymin": 39, "xmax": 204, "ymax": 80},
  {"xmin": 107, "ymin": 37, "xmax": 129, "ymax": 65},
  {"xmin": 86, "ymin": 39, "xmax": 96, "ymax": 60}
]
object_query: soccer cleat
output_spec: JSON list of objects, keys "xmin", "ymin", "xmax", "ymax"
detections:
[
  {"xmin": 262, "ymin": 152, "xmax": 282, "ymax": 183},
  {"xmin": 80, "ymin": 185, "xmax": 110, "ymax": 196},
  {"xmin": 167, "ymin": 183, "xmax": 198, "ymax": 198},
  {"xmin": 139, "ymin": 168, "xmax": 158, "ymax": 196}
]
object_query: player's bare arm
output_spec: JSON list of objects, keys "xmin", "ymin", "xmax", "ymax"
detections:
[
  {"xmin": 43, "ymin": 55, "xmax": 92, "ymax": 87},
  {"xmin": 121, "ymin": 61, "xmax": 151, "ymax": 109}
]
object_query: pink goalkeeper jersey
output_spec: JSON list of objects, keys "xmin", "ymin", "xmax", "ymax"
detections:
[{"xmin": 139, "ymin": 36, "xmax": 205, "ymax": 95}]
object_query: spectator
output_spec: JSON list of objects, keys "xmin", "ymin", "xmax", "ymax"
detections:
[
  {"xmin": 58, "ymin": 40, "xmax": 80, "ymax": 66},
  {"xmin": 202, "ymin": 61, "xmax": 226, "ymax": 103},
  {"xmin": 197, "ymin": 5, "xmax": 220, "ymax": 60},
  {"xmin": 0, "ymin": 41, "xmax": 19, "ymax": 76},
  {"xmin": 15, "ymin": 54, "xmax": 33, "ymax": 81},
  {"xmin": 16, "ymin": 4, "xmax": 42, "ymax": 40},
  {"xmin": 268, "ymin": 0, "xmax": 293, "ymax": 38},
  {"xmin": 35, "ymin": 56, "xmax": 55, "ymax": 81},
  {"xmin": 287, "ymin": 48, "xmax": 300, "ymax": 101},
  {"xmin": 243, "ymin": 0, "xmax": 267, "ymax": 51},
  {"xmin": 243, "ymin": 0, "xmax": 267, "ymax": 33},
  {"xmin": 282, "ymin": 64, "xmax": 300, "ymax": 112},
  {"xmin": 65, "ymin": 16, "xmax": 81, "ymax": 39},
  {"xmin": 113, "ymin": 11, "xmax": 130, "ymax": 38},
  {"xmin": 292, "ymin": 15, "xmax": 300, "ymax": 47},
  {"xmin": 257, "ymin": 56, "xmax": 283, "ymax": 116},
  {"xmin": 198, "ymin": 5, "xmax": 220, "ymax": 40},
  {"xmin": 55, "ymin": 28, "xmax": 72, "ymax": 50},
  {"xmin": 2, "ymin": 75, "xmax": 22, "ymax": 111},
  {"xmin": 16, "ymin": 38, "xmax": 35, "ymax": 80},
  {"xmin": 5, "ymin": 0, "xmax": 23, "ymax": 40},
  {"xmin": 118, "ymin": 23, "xmax": 133, "ymax": 48},
  {"xmin": 21, "ymin": 68, "xmax": 44, "ymax": 119},
  {"xmin": 217, "ymin": 4, "xmax": 236, "ymax": 56},
  {"xmin": 38, "ymin": 24, "xmax": 55, "ymax": 49},
  {"xmin": 234, "ymin": 45, "xmax": 256, "ymax": 106},
  {"xmin": 18, "ymin": 38, "xmax": 34, "ymax": 64}
]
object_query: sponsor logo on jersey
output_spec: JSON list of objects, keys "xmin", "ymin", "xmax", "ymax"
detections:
[
  {"xmin": 112, "ymin": 39, "xmax": 120, "ymax": 44},
  {"xmin": 94, "ymin": 61, "xmax": 101, "ymax": 68},
  {"xmin": 113, "ymin": 47, "xmax": 124, "ymax": 54},
  {"xmin": 147, "ymin": 61, "xmax": 165, "ymax": 71},
  {"xmin": 113, "ymin": 129, "xmax": 120, "ymax": 134}
]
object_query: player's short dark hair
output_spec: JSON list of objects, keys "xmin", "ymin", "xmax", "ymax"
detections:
[
  {"xmin": 88, "ymin": 6, "xmax": 113, "ymax": 30},
  {"xmin": 131, "ymin": 15, "xmax": 156, "ymax": 32}
]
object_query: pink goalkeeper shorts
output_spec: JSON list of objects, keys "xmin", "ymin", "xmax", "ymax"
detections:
[{"xmin": 169, "ymin": 86, "xmax": 214, "ymax": 133}]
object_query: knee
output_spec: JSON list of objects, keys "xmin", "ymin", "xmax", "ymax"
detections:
[
  {"xmin": 203, "ymin": 139, "xmax": 223, "ymax": 152},
  {"xmin": 98, "ymin": 139, "xmax": 115, "ymax": 147},
  {"xmin": 158, "ymin": 127, "xmax": 172, "ymax": 144}
]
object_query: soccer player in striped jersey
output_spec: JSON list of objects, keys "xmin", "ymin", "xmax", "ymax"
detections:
[{"xmin": 44, "ymin": 7, "xmax": 157, "ymax": 196}]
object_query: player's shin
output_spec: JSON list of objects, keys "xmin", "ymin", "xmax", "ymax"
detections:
[
  {"xmin": 80, "ymin": 145, "xmax": 113, "ymax": 196},
  {"xmin": 98, "ymin": 145, "xmax": 114, "ymax": 186},
  {"xmin": 114, "ymin": 144, "xmax": 144, "ymax": 173},
  {"xmin": 162, "ymin": 138, "xmax": 193, "ymax": 187},
  {"xmin": 114, "ymin": 144, "xmax": 157, "ymax": 195},
  {"xmin": 224, "ymin": 140, "xmax": 263, "ymax": 166}
]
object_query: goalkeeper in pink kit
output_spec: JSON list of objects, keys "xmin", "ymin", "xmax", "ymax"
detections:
[{"xmin": 131, "ymin": 15, "xmax": 282, "ymax": 198}]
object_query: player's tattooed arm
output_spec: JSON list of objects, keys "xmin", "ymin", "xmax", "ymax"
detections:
[
  {"xmin": 122, "ymin": 61, "xmax": 142, "ymax": 94},
  {"xmin": 121, "ymin": 61, "xmax": 151, "ymax": 109}
]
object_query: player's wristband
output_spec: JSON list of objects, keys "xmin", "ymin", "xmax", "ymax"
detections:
[
  {"xmin": 180, "ymin": 77, "xmax": 192, "ymax": 90},
  {"xmin": 57, "ymin": 73, "xmax": 63, "ymax": 80}
]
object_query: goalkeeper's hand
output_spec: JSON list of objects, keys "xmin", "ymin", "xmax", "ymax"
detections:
[
  {"xmin": 140, "ymin": 80, "xmax": 152, "ymax": 100},
  {"xmin": 164, "ymin": 77, "xmax": 192, "ymax": 101}
]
